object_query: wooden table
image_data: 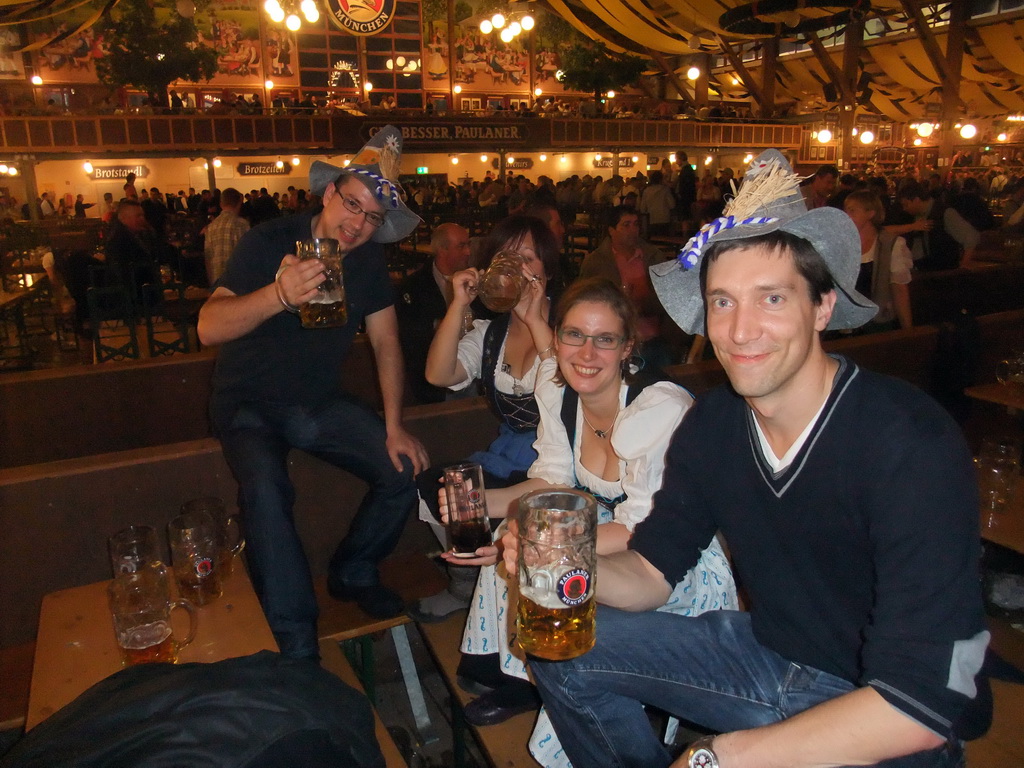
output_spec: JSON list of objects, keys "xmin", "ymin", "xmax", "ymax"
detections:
[
  {"xmin": 965, "ymin": 382, "xmax": 1024, "ymax": 412},
  {"xmin": 26, "ymin": 566, "xmax": 277, "ymax": 730}
]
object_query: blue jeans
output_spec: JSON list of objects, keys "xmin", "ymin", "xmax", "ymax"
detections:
[
  {"xmin": 530, "ymin": 608, "xmax": 963, "ymax": 768},
  {"xmin": 215, "ymin": 396, "xmax": 417, "ymax": 659}
]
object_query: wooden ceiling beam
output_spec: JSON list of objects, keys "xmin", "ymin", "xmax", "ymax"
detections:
[
  {"xmin": 714, "ymin": 34, "xmax": 767, "ymax": 111},
  {"xmin": 647, "ymin": 49, "xmax": 697, "ymax": 108},
  {"xmin": 804, "ymin": 30, "xmax": 856, "ymax": 105}
]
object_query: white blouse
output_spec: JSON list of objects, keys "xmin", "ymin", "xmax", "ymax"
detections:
[
  {"xmin": 450, "ymin": 319, "xmax": 543, "ymax": 394},
  {"xmin": 527, "ymin": 357, "xmax": 693, "ymax": 531}
]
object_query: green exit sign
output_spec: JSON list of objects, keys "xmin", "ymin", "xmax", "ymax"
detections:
[{"xmin": 416, "ymin": 166, "xmax": 428, "ymax": 174}]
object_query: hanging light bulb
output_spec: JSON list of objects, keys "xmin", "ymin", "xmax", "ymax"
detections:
[
  {"xmin": 606, "ymin": 90, "xmax": 615, "ymax": 99},
  {"xmin": 959, "ymin": 124, "xmax": 977, "ymax": 139},
  {"xmin": 0, "ymin": 164, "xmax": 7, "ymax": 175},
  {"xmin": 364, "ymin": 81, "xmax": 373, "ymax": 92},
  {"xmin": 203, "ymin": 161, "xmax": 209, "ymax": 170},
  {"xmin": 704, "ymin": 155, "xmax": 713, "ymax": 165},
  {"xmin": 300, "ymin": 0, "xmax": 318, "ymax": 22},
  {"xmin": 406, "ymin": 60, "xmax": 418, "ymax": 71},
  {"xmin": 454, "ymin": 84, "xmax": 462, "ymax": 94},
  {"xmin": 595, "ymin": 153, "xmax": 602, "ymax": 161},
  {"xmin": 386, "ymin": 59, "xmax": 394, "ymax": 69},
  {"xmin": 668, "ymin": 153, "xmax": 677, "ymax": 163},
  {"xmin": 491, "ymin": 12, "xmax": 505, "ymax": 28},
  {"xmin": 687, "ymin": 66, "xmax": 701, "ymax": 81},
  {"xmin": 499, "ymin": 27, "xmax": 514, "ymax": 42},
  {"xmin": 451, "ymin": 155, "xmax": 459, "ymax": 164},
  {"xmin": 480, "ymin": 154, "xmax": 488, "ymax": 162},
  {"xmin": 851, "ymin": 127, "xmax": 858, "ymax": 136},
  {"xmin": 860, "ymin": 130, "xmax": 875, "ymax": 145},
  {"xmin": 998, "ymin": 132, "xmax": 1008, "ymax": 142},
  {"xmin": 265, "ymin": 79, "xmax": 275, "ymax": 90},
  {"xmin": 83, "ymin": 161, "xmax": 93, "ymax": 173},
  {"xmin": 507, "ymin": 155, "xmax": 515, "ymax": 163},
  {"xmin": 479, "ymin": 19, "xmax": 492, "ymax": 34},
  {"xmin": 539, "ymin": 153, "xmax": 547, "ymax": 161},
  {"xmin": 913, "ymin": 138, "xmax": 922, "ymax": 146},
  {"xmin": 534, "ymin": 87, "xmax": 542, "ymax": 96},
  {"xmin": 292, "ymin": 156, "xmax": 301, "ymax": 166},
  {"xmin": 8, "ymin": 166, "xmax": 18, "ymax": 176},
  {"xmin": 395, "ymin": 56, "xmax": 406, "ymax": 67},
  {"xmin": 817, "ymin": 128, "xmax": 833, "ymax": 143},
  {"xmin": 276, "ymin": 158, "xmax": 284, "ymax": 169},
  {"xmin": 916, "ymin": 122, "xmax": 934, "ymax": 138},
  {"xmin": 632, "ymin": 155, "xmax": 639, "ymax": 163},
  {"xmin": 342, "ymin": 158, "xmax": 351, "ymax": 166},
  {"xmin": 743, "ymin": 153, "xmax": 753, "ymax": 164},
  {"xmin": 285, "ymin": 12, "xmax": 301, "ymax": 29},
  {"xmin": 213, "ymin": 158, "xmax": 222, "ymax": 168},
  {"xmin": 264, "ymin": 0, "xmax": 281, "ymax": 14},
  {"xmin": 508, "ymin": 21, "xmax": 521, "ymax": 36},
  {"xmin": 521, "ymin": 15, "xmax": 534, "ymax": 30},
  {"xmin": 269, "ymin": 5, "xmax": 284, "ymax": 22},
  {"xmin": 31, "ymin": 75, "xmax": 42, "ymax": 85},
  {"xmin": 560, "ymin": 154, "xmax": 567, "ymax": 163}
]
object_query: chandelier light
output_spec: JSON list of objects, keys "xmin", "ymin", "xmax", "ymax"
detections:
[
  {"xmin": 916, "ymin": 122, "xmax": 934, "ymax": 138},
  {"xmin": 859, "ymin": 130, "xmax": 874, "ymax": 145},
  {"xmin": 817, "ymin": 128, "xmax": 832, "ymax": 143},
  {"xmin": 959, "ymin": 124, "xmax": 977, "ymax": 139},
  {"xmin": 264, "ymin": 0, "xmax": 319, "ymax": 30},
  {"xmin": 478, "ymin": 5, "xmax": 534, "ymax": 41}
]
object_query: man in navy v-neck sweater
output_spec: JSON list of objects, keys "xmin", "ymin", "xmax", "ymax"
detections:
[{"xmin": 510, "ymin": 201, "xmax": 988, "ymax": 768}]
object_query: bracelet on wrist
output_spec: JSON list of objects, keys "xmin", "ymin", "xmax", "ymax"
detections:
[
  {"xmin": 539, "ymin": 344, "xmax": 554, "ymax": 359},
  {"xmin": 274, "ymin": 266, "xmax": 301, "ymax": 314}
]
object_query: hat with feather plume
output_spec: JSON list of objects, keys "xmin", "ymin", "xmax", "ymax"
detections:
[
  {"xmin": 309, "ymin": 125, "xmax": 421, "ymax": 244},
  {"xmin": 650, "ymin": 149, "xmax": 877, "ymax": 335}
]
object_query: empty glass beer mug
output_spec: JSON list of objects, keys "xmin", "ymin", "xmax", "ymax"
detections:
[
  {"xmin": 168, "ymin": 510, "xmax": 223, "ymax": 606},
  {"xmin": 477, "ymin": 250, "xmax": 527, "ymax": 313},
  {"xmin": 108, "ymin": 525, "xmax": 160, "ymax": 577},
  {"xmin": 108, "ymin": 562, "xmax": 197, "ymax": 666},
  {"xmin": 516, "ymin": 489, "xmax": 598, "ymax": 661},
  {"xmin": 977, "ymin": 437, "xmax": 1020, "ymax": 528},
  {"xmin": 297, "ymin": 238, "xmax": 347, "ymax": 328},
  {"xmin": 180, "ymin": 497, "xmax": 245, "ymax": 579},
  {"xmin": 443, "ymin": 462, "xmax": 492, "ymax": 557}
]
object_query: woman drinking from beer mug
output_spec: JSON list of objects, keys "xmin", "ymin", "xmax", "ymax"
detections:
[
  {"xmin": 438, "ymin": 278, "xmax": 736, "ymax": 763},
  {"xmin": 408, "ymin": 215, "xmax": 560, "ymax": 624}
]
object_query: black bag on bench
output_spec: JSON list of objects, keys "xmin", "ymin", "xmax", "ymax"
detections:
[{"xmin": 1, "ymin": 650, "xmax": 385, "ymax": 768}]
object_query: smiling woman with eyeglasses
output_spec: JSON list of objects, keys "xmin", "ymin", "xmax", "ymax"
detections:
[{"xmin": 434, "ymin": 278, "xmax": 736, "ymax": 760}]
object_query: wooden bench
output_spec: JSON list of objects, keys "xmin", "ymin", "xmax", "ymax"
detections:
[
  {"xmin": 315, "ymin": 552, "xmax": 448, "ymax": 745},
  {"xmin": 419, "ymin": 611, "xmax": 539, "ymax": 768},
  {"xmin": 0, "ymin": 642, "xmax": 33, "ymax": 733},
  {"xmin": 319, "ymin": 636, "xmax": 408, "ymax": 767},
  {"xmin": 967, "ymin": 618, "xmax": 1024, "ymax": 766}
]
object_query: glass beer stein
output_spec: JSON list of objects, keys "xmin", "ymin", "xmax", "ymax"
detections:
[
  {"xmin": 297, "ymin": 238, "xmax": 347, "ymax": 328},
  {"xmin": 180, "ymin": 497, "xmax": 245, "ymax": 579},
  {"xmin": 516, "ymin": 489, "xmax": 598, "ymax": 661},
  {"xmin": 108, "ymin": 562, "xmax": 197, "ymax": 666},
  {"xmin": 477, "ymin": 250, "xmax": 527, "ymax": 313},
  {"xmin": 168, "ymin": 510, "xmax": 223, "ymax": 606},
  {"xmin": 443, "ymin": 462, "xmax": 492, "ymax": 557}
]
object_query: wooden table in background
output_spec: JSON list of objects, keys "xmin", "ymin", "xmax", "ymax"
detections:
[
  {"xmin": 965, "ymin": 382, "xmax": 1024, "ymax": 412},
  {"xmin": 26, "ymin": 566, "xmax": 277, "ymax": 730}
]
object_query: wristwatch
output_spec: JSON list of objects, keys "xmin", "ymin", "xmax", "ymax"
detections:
[{"xmin": 684, "ymin": 735, "xmax": 719, "ymax": 768}]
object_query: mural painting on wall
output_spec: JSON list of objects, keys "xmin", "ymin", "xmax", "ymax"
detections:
[
  {"xmin": 28, "ymin": 0, "xmax": 298, "ymax": 89},
  {"xmin": 420, "ymin": 0, "xmax": 589, "ymax": 96},
  {"xmin": 0, "ymin": 28, "xmax": 26, "ymax": 80},
  {"xmin": 31, "ymin": 6, "xmax": 109, "ymax": 84}
]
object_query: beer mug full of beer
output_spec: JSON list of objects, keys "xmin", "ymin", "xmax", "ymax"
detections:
[
  {"xmin": 168, "ymin": 510, "xmax": 223, "ymax": 606},
  {"xmin": 477, "ymin": 250, "xmax": 527, "ymax": 313},
  {"xmin": 297, "ymin": 238, "xmax": 347, "ymax": 329},
  {"xmin": 443, "ymin": 462, "xmax": 492, "ymax": 557},
  {"xmin": 108, "ymin": 562, "xmax": 197, "ymax": 666},
  {"xmin": 180, "ymin": 497, "xmax": 245, "ymax": 579},
  {"xmin": 516, "ymin": 489, "xmax": 598, "ymax": 661}
]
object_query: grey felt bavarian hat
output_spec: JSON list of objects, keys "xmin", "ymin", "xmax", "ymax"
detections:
[
  {"xmin": 650, "ymin": 149, "xmax": 877, "ymax": 336},
  {"xmin": 308, "ymin": 125, "xmax": 421, "ymax": 244}
]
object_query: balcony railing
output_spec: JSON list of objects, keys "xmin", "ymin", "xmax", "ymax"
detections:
[{"xmin": 0, "ymin": 114, "xmax": 803, "ymax": 157}]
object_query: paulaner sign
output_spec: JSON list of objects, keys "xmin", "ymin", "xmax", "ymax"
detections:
[
  {"xmin": 88, "ymin": 165, "xmax": 149, "ymax": 180},
  {"xmin": 367, "ymin": 122, "xmax": 527, "ymax": 147},
  {"xmin": 326, "ymin": 0, "xmax": 395, "ymax": 35},
  {"xmin": 237, "ymin": 162, "xmax": 293, "ymax": 176}
]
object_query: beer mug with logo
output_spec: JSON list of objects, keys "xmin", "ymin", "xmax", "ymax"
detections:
[
  {"xmin": 108, "ymin": 562, "xmax": 197, "ymax": 666},
  {"xmin": 443, "ymin": 462, "xmax": 492, "ymax": 556},
  {"xmin": 297, "ymin": 238, "xmax": 347, "ymax": 328},
  {"xmin": 168, "ymin": 510, "xmax": 223, "ymax": 606},
  {"xmin": 180, "ymin": 497, "xmax": 245, "ymax": 579},
  {"xmin": 477, "ymin": 250, "xmax": 527, "ymax": 313},
  {"xmin": 516, "ymin": 489, "xmax": 598, "ymax": 660}
]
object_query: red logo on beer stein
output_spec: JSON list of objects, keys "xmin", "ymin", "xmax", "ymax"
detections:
[
  {"xmin": 468, "ymin": 489, "xmax": 482, "ymax": 504},
  {"xmin": 194, "ymin": 558, "xmax": 213, "ymax": 578},
  {"xmin": 557, "ymin": 569, "xmax": 590, "ymax": 606}
]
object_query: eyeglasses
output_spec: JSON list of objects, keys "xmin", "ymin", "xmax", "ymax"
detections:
[
  {"xmin": 336, "ymin": 190, "xmax": 386, "ymax": 228},
  {"xmin": 557, "ymin": 328, "xmax": 626, "ymax": 350}
]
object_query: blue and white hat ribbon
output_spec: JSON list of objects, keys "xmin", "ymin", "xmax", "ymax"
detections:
[
  {"xmin": 677, "ymin": 215, "xmax": 779, "ymax": 270},
  {"xmin": 350, "ymin": 167, "xmax": 400, "ymax": 209}
]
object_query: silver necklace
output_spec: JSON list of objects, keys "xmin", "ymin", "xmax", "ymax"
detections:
[
  {"xmin": 500, "ymin": 362, "xmax": 525, "ymax": 396},
  {"xmin": 581, "ymin": 407, "xmax": 615, "ymax": 439}
]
